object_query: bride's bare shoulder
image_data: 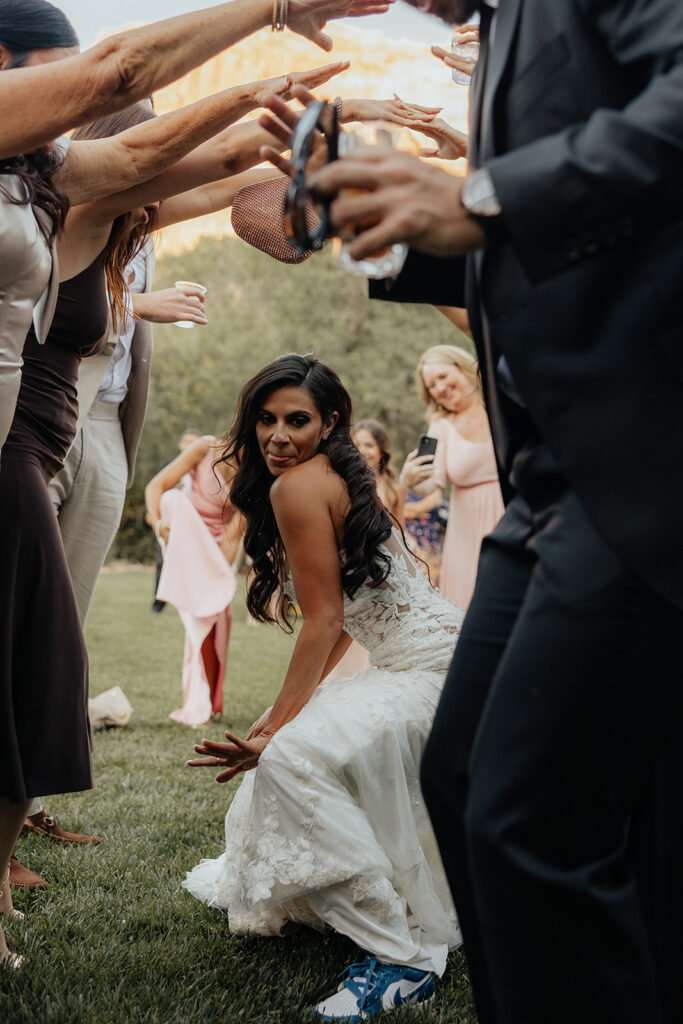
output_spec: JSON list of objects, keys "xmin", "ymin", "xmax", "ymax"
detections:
[{"xmin": 270, "ymin": 455, "xmax": 347, "ymax": 509}]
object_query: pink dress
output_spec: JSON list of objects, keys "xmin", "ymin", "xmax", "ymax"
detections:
[
  {"xmin": 429, "ymin": 417, "xmax": 504, "ymax": 610},
  {"xmin": 157, "ymin": 442, "xmax": 236, "ymax": 726}
]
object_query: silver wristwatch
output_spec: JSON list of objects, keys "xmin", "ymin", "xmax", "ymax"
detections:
[{"xmin": 461, "ymin": 167, "xmax": 502, "ymax": 220}]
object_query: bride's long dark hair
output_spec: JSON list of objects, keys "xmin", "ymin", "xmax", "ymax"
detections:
[{"xmin": 217, "ymin": 354, "xmax": 393, "ymax": 628}]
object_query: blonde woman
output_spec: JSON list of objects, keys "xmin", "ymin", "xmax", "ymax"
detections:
[{"xmin": 401, "ymin": 345, "xmax": 503, "ymax": 609}]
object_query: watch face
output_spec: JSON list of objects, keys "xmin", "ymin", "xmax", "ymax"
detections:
[{"xmin": 464, "ymin": 169, "xmax": 501, "ymax": 218}]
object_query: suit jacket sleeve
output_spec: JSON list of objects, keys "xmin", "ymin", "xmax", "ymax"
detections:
[
  {"xmin": 487, "ymin": 0, "xmax": 683, "ymax": 282},
  {"xmin": 368, "ymin": 248, "xmax": 466, "ymax": 307}
]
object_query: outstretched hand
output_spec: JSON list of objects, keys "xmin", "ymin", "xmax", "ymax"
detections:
[
  {"xmin": 409, "ymin": 117, "xmax": 469, "ymax": 160},
  {"xmin": 254, "ymin": 61, "xmax": 350, "ymax": 107},
  {"xmin": 187, "ymin": 729, "xmax": 271, "ymax": 783},
  {"xmin": 289, "ymin": 0, "xmax": 394, "ymax": 52},
  {"xmin": 258, "ymin": 87, "xmax": 332, "ymax": 178}
]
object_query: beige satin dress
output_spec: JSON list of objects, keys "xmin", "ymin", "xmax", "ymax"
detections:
[{"xmin": 0, "ymin": 174, "xmax": 58, "ymax": 449}]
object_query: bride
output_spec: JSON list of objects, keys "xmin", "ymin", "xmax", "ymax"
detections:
[{"xmin": 183, "ymin": 354, "xmax": 463, "ymax": 1021}]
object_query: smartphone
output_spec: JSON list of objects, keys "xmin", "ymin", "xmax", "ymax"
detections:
[{"xmin": 417, "ymin": 435, "xmax": 438, "ymax": 459}]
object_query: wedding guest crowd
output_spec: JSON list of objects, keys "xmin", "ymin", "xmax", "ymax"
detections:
[
  {"xmin": 4, "ymin": 0, "xmax": 681, "ymax": 1023},
  {"xmin": 0, "ymin": 0, "xmax": 391, "ymax": 970}
]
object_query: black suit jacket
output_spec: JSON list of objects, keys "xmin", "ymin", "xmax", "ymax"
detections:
[{"xmin": 374, "ymin": 0, "xmax": 683, "ymax": 609}]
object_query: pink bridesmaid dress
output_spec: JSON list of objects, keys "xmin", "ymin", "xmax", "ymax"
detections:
[
  {"xmin": 157, "ymin": 441, "xmax": 236, "ymax": 726},
  {"xmin": 428, "ymin": 417, "xmax": 504, "ymax": 610}
]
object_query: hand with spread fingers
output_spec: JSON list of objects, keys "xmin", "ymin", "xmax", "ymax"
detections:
[
  {"xmin": 431, "ymin": 24, "xmax": 479, "ymax": 79},
  {"xmin": 258, "ymin": 88, "xmax": 331, "ymax": 179},
  {"xmin": 342, "ymin": 95, "xmax": 442, "ymax": 126},
  {"xmin": 409, "ymin": 117, "xmax": 469, "ymax": 160},
  {"xmin": 311, "ymin": 147, "xmax": 487, "ymax": 259},
  {"xmin": 188, "ymin": 729, "xmax": 272, "ymax": 783},
  {"xmin": 288, "ymin": 0, "xmax": 395, "ymax": 52},
  {"xmin": 253, "ymin": 61, "xmax": 350, "ymax": 107}
]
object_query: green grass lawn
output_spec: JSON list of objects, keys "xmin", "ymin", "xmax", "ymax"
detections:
[{"xmin": 1, "ymin": 570, "xmax": 478, "ymax": 1024}]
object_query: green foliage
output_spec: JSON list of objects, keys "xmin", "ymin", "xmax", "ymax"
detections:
[
  {"xmin": 1, "ymin": 571, "xmax": 479, "ymax": 1024},
  {"xmin": 110, "ymin": 236, "xmax": 468, "ymax": 562}
]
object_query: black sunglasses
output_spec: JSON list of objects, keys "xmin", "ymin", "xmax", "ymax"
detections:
[{"xmin": 284, "ymin": 99, "xmax": 340, "ymax": 255}]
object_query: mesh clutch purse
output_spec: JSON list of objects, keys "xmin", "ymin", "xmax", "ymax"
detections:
[{"xmin": 231, "ymin": 175, "xmax": 318, "ymax": 264}]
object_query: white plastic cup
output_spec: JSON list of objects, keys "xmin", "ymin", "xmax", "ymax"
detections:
[{"xmin": 173, "ymin": 280, "xmax": 207, "ymax": 329}]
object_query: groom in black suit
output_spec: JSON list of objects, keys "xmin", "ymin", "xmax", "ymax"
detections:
[{"xmin": 312, "ymin": 1, "xmax": 683, "ymax": 1021}]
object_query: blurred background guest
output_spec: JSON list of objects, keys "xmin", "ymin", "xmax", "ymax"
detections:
[
  {"xmin": 152, "ymin": 428, "xmax": 203, "ymax": 615},
  {"xmin": 354, "ymin": 418, "xmax": 405, "ymax": 526},
  {"xmin": 404, "ymin": 487, "xmax": 444, "ymax": 588},
  {"xmin": 401, "ymin": 345, "xmax": 503, "ymax": 610},
  {"xmin": 145, "ymin": 434, "xmax": 245, "ymax": 727}
]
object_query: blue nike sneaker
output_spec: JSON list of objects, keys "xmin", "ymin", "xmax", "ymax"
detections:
[{"xmin": 314, "ymin": 956, "xmax": 435, "ymax": 1021}]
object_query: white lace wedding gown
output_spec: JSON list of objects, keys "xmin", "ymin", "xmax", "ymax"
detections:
[{"xmin": 183, "ymin": 531, "xmax": 463, "ymax": 974}]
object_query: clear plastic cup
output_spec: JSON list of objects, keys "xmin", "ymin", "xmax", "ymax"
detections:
[
  {"xmin": 173, "ymin": 280, "xmax": 207, "ymax": 329},
  {"xmin": 334, "ymin": 123, "xmax": 419, "ymax": 281},
  {"xmin": 451, "ymin": 38, "xmax": 480, "ymax": 85}
]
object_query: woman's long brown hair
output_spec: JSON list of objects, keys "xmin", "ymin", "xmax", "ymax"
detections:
[{"xmin": 71, "ymin": 104, "xmax": 158, "ymax": 331}]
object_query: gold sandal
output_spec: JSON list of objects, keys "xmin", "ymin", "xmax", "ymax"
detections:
[{"xmin": 0, "ymin": 869, "xmax": 25, "ymax": 921}]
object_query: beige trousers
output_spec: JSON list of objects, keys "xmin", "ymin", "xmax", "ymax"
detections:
[{"xmin": 49, "ymin": 400, "xmax": 128, "ymax": 624}]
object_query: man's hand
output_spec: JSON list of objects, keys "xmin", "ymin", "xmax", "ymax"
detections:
[
  {"xmin": 133, "ymin": 286, "xmax": 207, "ymax": 326},
  {"xmin": 410, "ymin": 116, "xmax": 469, "ymax": 160},
  {"xmin": 311, "ymin": 147, "xmax": 487, "ymax": 258}
]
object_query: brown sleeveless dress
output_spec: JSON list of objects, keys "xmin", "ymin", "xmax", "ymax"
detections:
[{"xmin": 0, "ymin": 254, "xmax": 109, "ymax": 802}]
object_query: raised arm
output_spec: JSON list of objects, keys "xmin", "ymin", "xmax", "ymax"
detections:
[
  {"xmin": 157, "ymin": 168, "xmax": 281, "ymax": 230},
  {"xmin": 56, "ymin": 73, "xmax": 303, "ymax": 209},
  {"xmin": 144, "ymin": 436, "xmax": 212, "ymax": 540},
  {"xmin": 89, "ymin": 61, "xmax": 349, "ymax": 216},
  {"xmin": 0, "ymin": 0, "xmax": 391, "ymax": 159}
]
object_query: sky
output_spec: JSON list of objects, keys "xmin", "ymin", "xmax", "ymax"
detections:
[{"xmin": 57, "ymin": 0, "xmax": 447, "ymax": 50}]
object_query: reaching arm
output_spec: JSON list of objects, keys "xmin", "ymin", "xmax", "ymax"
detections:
[
  {"xmin": 90, "ymin": 61, "xmax": 348, "ymax": 216},
  {"xmin": 0, "ymin": 0, "xmax": 390, "ymax": 159},
  {"xmin": 157, "ymin": 168, "xmax": 281, "ymax": 229},
  {"xmin": 144, "ymin": 436, "xmax": 212, "ymax": 537},
  {"xmin": 57, "ymin": 74, "xmax": 298, "ymax": 209}
]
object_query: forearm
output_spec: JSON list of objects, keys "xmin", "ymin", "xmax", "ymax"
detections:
[
  {"xmin": 0, "ymin": 0, "xmax": 272, "ymax": 160},
  {"xmin": 158, "ymin": 167, "xmax": 281, "ymax": 228},
  {"xmin": 404, "ymin": 489, "xmax": 442, "ymax": 517},
  {"xmin": 144, "ymin": 480, "xmax": 165, "ymax": 530},
  {"xmin": 210, "ymin": 120, "xmax": 286, "ymax": 178},
  {"xmin": 219, "ymin": 512, "xmax": 246, "ymax": 564},
  {"xmin": 319, "ymin": 630, "xmax": 353, "ymax": 679},
  {"xmin": 268, "ymin": 618, "xmax": 344, "ymax": 731},
  {"xmin": 400, "ymin": 471, "xmax": 436, "ymax": 496},
  {"xmin": 64, "ymin": 84, "xmax": 262, "ymax": 208}
]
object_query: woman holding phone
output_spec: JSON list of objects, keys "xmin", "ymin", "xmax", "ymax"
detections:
[{"xmin": 401, "ymin": 344, "xmax": 503, "ymax": 609}]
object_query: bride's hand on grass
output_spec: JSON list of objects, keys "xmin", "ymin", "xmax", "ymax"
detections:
[{"xmin": 187, "ymin": 730, "xmax": 271, "ymax": 782}]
